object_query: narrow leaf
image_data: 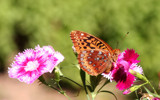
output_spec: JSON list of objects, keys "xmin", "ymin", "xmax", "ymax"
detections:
[
  {"xmin": 97, "ymin": 79, "xmax": 110, "ymax": 93},
  {"xmin": 38, "ymin": 75, "xmax": 47, "ymax": 85},
  {"xmin": 90, "ymin": 75, "xmax": 102, "ymax": 92},
  {"xmin": 80, "ymin": 69, "xmax": 88, "ymax": 94},
  {"xmin": 143, "ymin": 86, "xmax": 152, "ymax": 94},
  {"xmin": 100, "ymin": 90, "xmax": 117, "ymax": 100},
  {"xmin": 144, "ymin": 87, "xmax": 160, "ymax": 98}
]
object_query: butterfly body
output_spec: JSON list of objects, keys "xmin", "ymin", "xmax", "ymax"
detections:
[{"xmin": 70, "ymin": 30, "xmax": 120, "ymax": 76}]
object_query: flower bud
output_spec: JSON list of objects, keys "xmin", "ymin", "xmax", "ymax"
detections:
[
  {"xmin": 123, "ymin": 85, "xmax": 142, "ymax": 95},
  {"xmin": 129, "ymin": 69, "xmax": 147, "ymax": 82},
  {"xmin": 54, "ymin": 67, "xmax": 63, "ymax": 82}
]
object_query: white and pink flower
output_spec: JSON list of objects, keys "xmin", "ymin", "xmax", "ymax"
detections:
[{"xmin": 8, "ymin": 45, "xmax": 64, "ymax": 84}]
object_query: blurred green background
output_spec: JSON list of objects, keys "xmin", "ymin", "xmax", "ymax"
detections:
[{"xmin": 0, "ymin": 0, "xmax": 160, "ymax": 99}]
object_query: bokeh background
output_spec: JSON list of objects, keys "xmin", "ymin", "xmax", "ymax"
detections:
[{"xmin": 0, "ymin": 0, "xmax": 160, "ymax": 100}]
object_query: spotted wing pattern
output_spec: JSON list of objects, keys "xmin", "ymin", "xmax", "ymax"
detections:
[
  {"xmin": 70, "ymin": 30, "xmax": 113, "ymax": 54},
  {"xmin": 70, "ymin": 30, "xmax": 120, "ymax": 76},
  {"xmin": 78, "ymin": 49, "xmax": 112, "ymax": 76}
]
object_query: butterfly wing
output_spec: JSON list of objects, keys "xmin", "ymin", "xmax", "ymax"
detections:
[
  {"xmin": 70, "ymin": 30, "xmax": 113, "ymax": 54},
  {"xmin": 78, "ymin": 49, "xmax": 112, "ymax": 76}
]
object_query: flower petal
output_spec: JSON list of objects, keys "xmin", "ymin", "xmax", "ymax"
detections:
[
  {"xmin": 8, "ymin": 45, "xmax": 64, "ymax": 84},
  {"xmin": 116, "ymin": 73, "xmax": 135, "ymax": 90},
  {"xmin": 123, "ymin": 49, "xmax": 140, "ymax": 64}
]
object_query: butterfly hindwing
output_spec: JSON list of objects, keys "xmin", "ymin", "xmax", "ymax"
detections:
[
  {"xmin": 70, "ymin": 30, "xmax": 113, "ymax": 54},
  {"xmin": 78, "ymin": 49, "xmax": 112, "ymax": 76}
]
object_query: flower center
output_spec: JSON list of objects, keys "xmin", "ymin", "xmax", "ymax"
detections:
[{"xmin": 25, "ymin": 60, "xmax": 39, "ymax": 71}]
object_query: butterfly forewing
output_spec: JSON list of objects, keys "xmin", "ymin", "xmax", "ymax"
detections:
[
  {"xmin": 70, "ymin": 30, "xmax": 120, "ymax": 76},
  {"xmin": 78, "ymin": 49, "xmax": 112, "ymax": 76},
  {"xmin": 70, "ymin": 30, "xmax": 113, "ymax": 54}
]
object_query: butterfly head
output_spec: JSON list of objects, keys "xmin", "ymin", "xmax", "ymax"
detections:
[{"xmin": 112, "ymin": 49, "xmax": 120, "ymax": 62}]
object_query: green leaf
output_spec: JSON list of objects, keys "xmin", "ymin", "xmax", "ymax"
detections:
[
  {"xmin": 143, "ymin": 86, "xmax": 151, "ymax": 94},
  {"xmin": 87, "ymin": 85, "xmax": 93, "ymax": 92},
  {"xmin": 80, "ymin": 69, "xmax": 91, "ymax": 100},
  {"xmin": 90, "ymin": 75, "xmax": 102, "ymax": 92},
  {"xmin": 80, "ymin": 69, "xmax": 88, "ymax": 93},
  {"xmin": 38, "ymin": 75, "xmax": 47, "ymax": 85},
  {"xmin": 135, "ymin": 90, "xmax": 139, "ymax": 99},
  {"xmin": 97, "ymin": 79, "xmax": 110, "ymax": 93},
  {"xmin": 99, "ymin": 90, "xmax": 117, "ymax": 100},
  {"xmin": 144, "ymin": 87, "xmax": 160, "ymax": 98},
  {"xmin": 101, "ymin": 79, "xmax": 110, "ymax": 87},
  {"xmin": 61, "ymin": 76, "xmax": 82, "ymax": 87}
]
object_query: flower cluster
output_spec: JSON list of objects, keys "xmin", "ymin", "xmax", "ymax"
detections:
[
  {"xmin": 8, "ymin": 45, "xmax": 64, "ymax": 84},
  {"xmin": 102, "ymin": 49, "xmax": 143, "ymax": 91}
]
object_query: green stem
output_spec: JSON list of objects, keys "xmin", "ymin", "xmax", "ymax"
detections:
[
  {"xmin": 57, "ymin": 83, "xmax": 63, "ymax": 92},
  {"xmin": 143, "ymin": 73, "xmax": 158, "ymax": 94},
  {"xmin": 147, "ymin": 80, "xmax": 158, "ymax": 94},
  {"xmin": 38, "ymin": 76, "xmax": 71, "ymax": 100},
  {"xmin": 57, "ymin": 83, "xmax": 72, "ymax": 100},
  {"xmin": 129, "ymin": 69, "xmax": 158, "ymax": 94},
  {"xmin": 61, "ymin": 76, "xmax": 82, "ymax": 87},
  {"xmin": 91, "ymin": 92, "xmax": 96, "ymax": 100},
  {"xmin": 39, "ymin": 76, "xmax": 61, "ymax": 92},
  {"xmin": 142, "ymin": 82, "xmax": 148, "ymax": 86},
  {"xmin": 87, "ymin": 94, "xmax": 90, "ymax": 100},
  {"xmin": 63, "ymin": 92, "xmax": 72, "ymax": 100},
  {"xmin": 48, "ymin": 84, "xmax": 61, "ymax": 93}
]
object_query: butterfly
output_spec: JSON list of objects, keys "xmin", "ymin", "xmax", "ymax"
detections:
[{"xmin": 70, "ymin": 30, "xmax": 120, "ymax": 76}]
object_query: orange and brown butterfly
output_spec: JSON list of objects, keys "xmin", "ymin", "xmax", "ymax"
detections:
[{"xmin": 70, "ymin": 30, "xmax": 120, "ymax": 76}]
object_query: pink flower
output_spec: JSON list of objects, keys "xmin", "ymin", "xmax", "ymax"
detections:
[
  {"xmin": 8, "ymin": 45, "xmax": 64, "ymax": 84},
  {"xmin": 102, "ymin": 49, "xmax": 143, "ymax": 90}
]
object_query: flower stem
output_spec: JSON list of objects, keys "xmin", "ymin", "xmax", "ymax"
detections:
[
  {"xmin": 38, "ymin": 76, "xmax": 61, "ymax": 92},
  {"xmin": 57, "ymin": 83, "xmax": 72, "ymax": 100},
  {"xmin": 48, "ymin": 84, "xmax": 61, "ymax": 92},
  {"xmin": 142, "ymin": 73, "xmax": 158, "ymax": 94},
  {"xmin": 129, "ymin": 69, "xmax": 158, "ymax": 94},
  {"xmin": 38, "ymin": 76, "xmax": 71, "ymax": 100},
  {"xmin": 129, "ymin": 69, "xmax": 159, "ymax": 97},
  {"xmin": 63, "ymin": 92, "xmax": 72, "ymax": 100},
  {"xmin": 147, "ymin": 80, "xmax": 158, "ymax": 94},
  {"xmin": 87, "ymin": 94, "xmax": 90, "ymax": 100},
  {"xmin": 91, "ymin": 92, "xmax": 96, "ymax": 100}
]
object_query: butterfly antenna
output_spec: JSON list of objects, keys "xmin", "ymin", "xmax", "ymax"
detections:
[
  {"xmin": 123, "ymin": 32, "xmax": 129, "ymax": 40},
  {"xmin": 116, "ymin": 41, "xmax": 119, "ymax": 49},
  {"xmin": 116, "ymin": 32, "xmax": 129, "ymax": 48}
]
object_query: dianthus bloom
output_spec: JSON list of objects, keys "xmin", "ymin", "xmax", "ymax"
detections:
[
  {"xmin": 102, "ymin": 49, "xmax": 143, "ymax": 91},
  {"xmin": 8, "ymin": 45, "xmax": 64, "ymax": 84}
]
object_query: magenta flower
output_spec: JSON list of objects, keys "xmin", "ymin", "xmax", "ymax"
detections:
[
  {"xmin": 102, "ymin": 49, "xmax": 143, "ymax": 91},
  {"xmin": 8, "ymin": 45, "xmax": 64, "ymax": 84}
]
